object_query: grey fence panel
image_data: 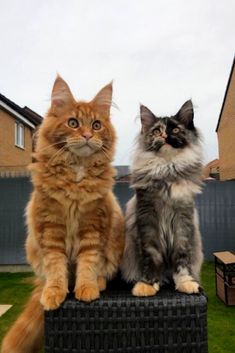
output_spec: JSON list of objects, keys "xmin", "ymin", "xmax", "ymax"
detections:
[
  {"xmin": 113, "ymin": 182, "xmax": 134, "ymax": 210},
  {"xmin": 114, "ymin": 180, "xmax": 235, "ymax": 260},
  {"xmin": 0, "ymin": 177, "xmax": 32, "ymax": 264},
  {"xmin": 0, "ymin": 178, "xmax": 235, "ymax": 264},
  {"xmin": 196, "ymin": 180, "xmax": 235, "ymax": 260}
]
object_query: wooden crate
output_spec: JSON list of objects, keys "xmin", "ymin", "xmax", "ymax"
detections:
[{"xmin": 214, "ymin": 251, "xmax": 235, "ymax": 306}]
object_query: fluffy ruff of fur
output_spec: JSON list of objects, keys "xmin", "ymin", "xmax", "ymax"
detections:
[
  {"xmin": 1, "ymin": 77, "xmax": 125, "ymax": 353},
  {"xmin": 121, "ymin": 103, "xmax": 204, "ymax": 296}
]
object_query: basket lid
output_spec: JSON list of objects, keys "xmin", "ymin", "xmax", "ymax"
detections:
[{"xmin": 213, "ymin": 251, "xmax": 235, "ymax": 264}]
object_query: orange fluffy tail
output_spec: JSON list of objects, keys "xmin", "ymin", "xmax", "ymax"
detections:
[{"xmin": 1, "ymin": 280, "xmax": 44, "ymax": 353}]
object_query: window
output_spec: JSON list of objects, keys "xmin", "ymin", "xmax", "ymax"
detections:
[{"xmin": 15, "ymin": 122, "xmax": 25, "ymax": 148}]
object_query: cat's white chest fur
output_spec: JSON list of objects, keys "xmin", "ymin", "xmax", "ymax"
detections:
[
  {"xmin": 170, "ymin": 180, "xmax": 202, "ymax": 200},
  {"xmin": 73, "ymin": 165, "xmax": 86, "ymax": 182}
]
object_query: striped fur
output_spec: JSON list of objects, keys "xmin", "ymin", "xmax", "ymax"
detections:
[{"xmin": 1, "ymin": 77, "xmax": 124, "ymax": 353}]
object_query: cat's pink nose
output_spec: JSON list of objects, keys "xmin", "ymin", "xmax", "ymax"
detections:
[
  {"xmin": 161, "ymin": 132, "xmax": 167, "ymax": 139},
  {"xmin": 82, "ymin": 132, "xmax": 92, "ymax": 140}
]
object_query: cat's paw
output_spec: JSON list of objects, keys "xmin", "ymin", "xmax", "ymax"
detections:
[
  {"xmin": 40, "ymin": 286, "xmax": 67, "ymax": 310},
  {"xmin": 176, "ymin": 280, "xmax": 199, "ymax": 294},
  {"xmin": 75, "ymin": 283, "xmax": 100, "ymax": 302},
  {"xmin": 132, "ymin": 281, "xmax": 159, "ymax": 297},
  {"xmin": 97, "ymin": 276, "xmax": 107, "ymax": 291}
]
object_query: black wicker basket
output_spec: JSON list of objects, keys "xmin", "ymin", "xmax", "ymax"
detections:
[{"xmin": 45, "ymin": 280, "xmax": 208, "ymax": 353}]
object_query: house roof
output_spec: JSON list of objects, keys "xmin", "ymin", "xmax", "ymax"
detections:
[
  {"xmin": 216, "ymin": 56, "xmax": 235, "ymax": 132},
  {"xmin": 205, "ymin": 158, "xmax": 219, "ymax": 169},
  {"xmin": 0, "ymin": 93, "xmax": 43, "ymax": 128}
]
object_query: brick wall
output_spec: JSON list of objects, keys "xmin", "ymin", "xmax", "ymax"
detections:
[
  {"xmin": 217, "ymin": 64, "xmax": 235, "ymax": 181},
  {"xmin": 0, "ymin": 109, "xmax": 33, "ymax": 172}
]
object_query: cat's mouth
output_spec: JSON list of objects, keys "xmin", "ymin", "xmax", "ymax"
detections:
[
  {"xmin": 68, "ymin": 140, "xmax": 102, "ymax": 157},
  {"xmin": 152, "ymin": 138, "xmax": 169, "ymax": 151},
  {"xmin": 153, "ymin": 137, "xmax": 183, "ymax": 151}
]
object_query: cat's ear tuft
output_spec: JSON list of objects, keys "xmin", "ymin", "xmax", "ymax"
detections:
[
  {"xmin": 140, "ymin": 104, "xmax": 156, "ymax": 133},
  {"xmin": 91, "ymin": 82, "xmax": 113, "ymax": 117},
  {"xmin": 176, "ymin": 100, "xmax": 194, "ymax": 129},
  {"xmin": 51, "ymin": 75, "xmax": 75, "ymax": 115}
]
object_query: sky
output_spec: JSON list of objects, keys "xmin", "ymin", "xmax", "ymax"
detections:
[{"xmin": 0, "ymin": 0, "xmax": 234, "ymax": 165}]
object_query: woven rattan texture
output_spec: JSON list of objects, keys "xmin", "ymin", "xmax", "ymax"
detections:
[{"xmin": 45, "ymin": 286, "xmax": 207, "ymax": 353}]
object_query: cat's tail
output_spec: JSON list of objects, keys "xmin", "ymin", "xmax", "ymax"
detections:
[{"xmin": 1, "ymin": 279, "xmax": 44, "ymax": 353}]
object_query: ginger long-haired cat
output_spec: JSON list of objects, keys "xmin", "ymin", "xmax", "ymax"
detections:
[{"xmin": 1, "ymin": 77, "xmax": 125, "ymax": 353}]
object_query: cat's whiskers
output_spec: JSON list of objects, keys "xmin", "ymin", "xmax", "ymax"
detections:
[
  {"xmin": 47, "ymin": 145, "xmax": 68, "ymax": 166},
  {"xmin": 66, "ymin": 138, "xmax": 88, "ymax": 150},
  {"xmin": 63, "ymin": 150, "xmax": 73, "ymax": 166},
  {"xmin": 48, "ymin": 148, "xmax": 66, "ymax": 166},
  {"xmin": 102, "ymin": 144, "xmax": 110, "ymax": 152},
  {"xmin": 38, "ymin": 140, "xmax": 67, "ymax": 153},
  {"xmin": 66, "ymin": 137, "xmax": 80, "ymax": 143},
  {"xmin": 43, "ymin": 133, "xmax": 112, "ymax": 165},
  {"xmin": 101, "ymin": 146, "xmax": 112, "ymax": 161}
]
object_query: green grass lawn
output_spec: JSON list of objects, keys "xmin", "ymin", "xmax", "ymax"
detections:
[
  {"xmin": 0, "ymin": 263, "xmax": 235, "ymax": 353},
  {"xmin": 201, "ymin": 263, "xmax": 235, "ymax": 353}
]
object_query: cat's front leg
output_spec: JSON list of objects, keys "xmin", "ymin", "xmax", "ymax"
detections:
[
  {"xmin": 132, "ymin": 190, "xmax": 163, "ymax": 297},
  {"xmin": 173, "ymin": 268, "xmax": 199, "ymax": 294},
  {"xmin": 132, "ymin": 281, "xmax": 160, "ymax": 297},
  {"xmin": 40, "ymin": 224, "xmax": 68, "ymax": 310},
  {"xmin": 173, "ymin": 254, "xmax": 200, "ymax": 294},
  {"xmin": 132, "ymin": 247, "xmax": 163, "ymax": 297},
  {"xmin": 172, "ymin": 207, "xmax": 200, "ymax": 294},
  {"xmin": 75, "ymin": 231, "xmax": 101, "ymax": 302}
]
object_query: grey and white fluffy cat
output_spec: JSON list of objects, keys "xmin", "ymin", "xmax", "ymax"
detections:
[{"xmin": 121, "ymin": 101, "xmax": 204, "ymax": 297}]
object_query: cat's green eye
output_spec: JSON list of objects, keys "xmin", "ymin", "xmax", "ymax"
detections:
[
  {"xmin": 92, "ymin": 120, "xmax": 102, "ymax": 130},
  {"xmin": 153, "ymin": 128, "xmax": 161, "ymax": 136},
  {"xmin": 68, "ymin": 118, "xmax": 79, "ymax": 129},
  {"xmin": 172, "ymin": 127, "xmax": 180, "ymax": 134}
]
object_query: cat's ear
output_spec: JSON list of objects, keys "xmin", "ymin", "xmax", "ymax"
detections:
[
  {"xmin": 140, "ymin": 105, "xmax": 156, "ymax": 133},
  {"xmin": 176, "ymin": 100, "xmax": 194, "ymax": 129},
  {"xmin": 51, "ymin": 75, "xmax": 75, "ymax": 116},
  {"xmin": 91, "ymin": 82, "xmax": 113, "ymax": 117}
]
